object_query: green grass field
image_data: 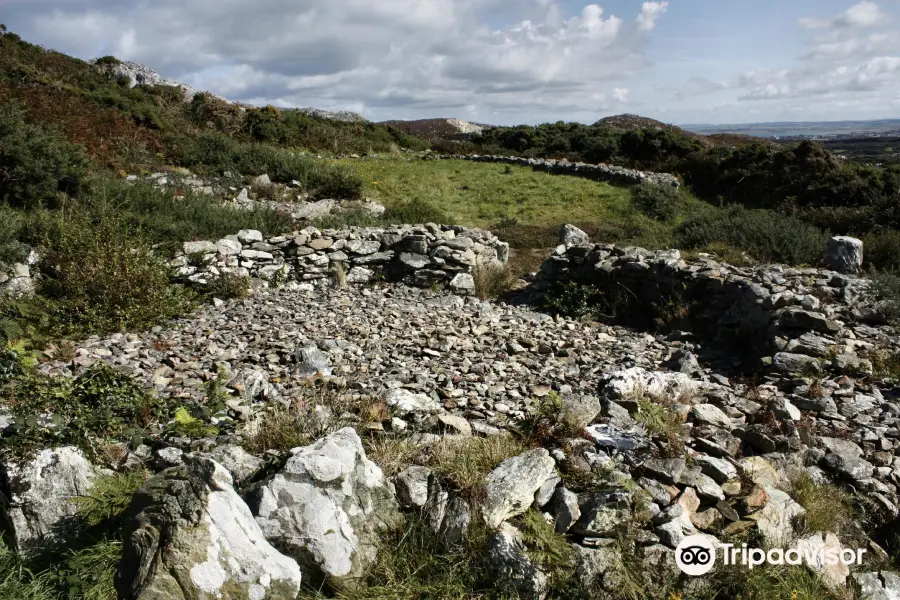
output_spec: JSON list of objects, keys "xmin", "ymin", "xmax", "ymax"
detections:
[{"xmin": 335, "ymin": 157, "xmax": 711, "ymax": 254}]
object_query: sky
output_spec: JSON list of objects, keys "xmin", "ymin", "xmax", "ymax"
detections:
[{"xmin": 3, "ymin": 0, "xmax": 900, "ymax": 126}]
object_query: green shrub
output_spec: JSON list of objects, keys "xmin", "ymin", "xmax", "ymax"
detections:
[
  {"xmin": 872, "ymin": 270, "xmax": 900, "ymax": 324},
  {"xmin": 383, "ymin": 198, "xmax": 451, "ymax": 225},
  {"xmin": 1, "ymin": 362, "xmax": 176, "ymax": 459},
  {"xmin": 0, "ymin": 299, "xmax": 47, "ymax": 345},
  {"xmin": 93, "ymin": 55, "xmax": 120, "ymax": 67},
  {"xmin": 0, "ymin": 206, "xmax": 27, "ymax": 264},
  {"xmin": 202, "ymin": 272, "xmax": 251, "ymax": 300},
  {"xmin": 314, "ymin": 207, "xmax": 383, "ymax": 229},
  {"xmin": 0, "ymin": 103, "xmax": 90, "ymax": 208},
  {"xmin": 169, "ymin": 132, "xmax": 363, "ymax": 198},
  {"xmin": 539, "ymin": 281, "xmax": 606, "ymax": 318},
  {"xmin": 309, "ymin": 166, "xmax": 363, "ymax": 199},
  {"xmin": 32, "ymin": 210, "xmax": 195, "ymax": 335},
  {"xmin": 863, "ymin": 229, "xmax": 900, "ymax": 272},
  {"xmin": 85, "ymin": 176, "xmax": 292, "ymax": 247},
  {"xmin": 676, "ymin": 205, "xmax": 828, "ymax": 265},
  {"xmin": 630, "ymin": 182, "xmax": 684, "ymax": 221}
]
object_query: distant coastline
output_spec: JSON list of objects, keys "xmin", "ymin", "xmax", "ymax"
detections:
[{"xmin": 680, "ymin": 119, "xmax": 900, "ymax": 140}]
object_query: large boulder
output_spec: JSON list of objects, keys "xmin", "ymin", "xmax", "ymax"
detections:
[
  {"xmin": 115, "ymin": 456, "xmax": 303, "ymax": 600},
  {"xmin": 248, "ymin": 428, "xmax": 402, "ymax": 590},
  {"xmin": 482, "ymin": 449, "xmax": 557, "ymax": 528},
  {"xmin": 824, "ymin": 236, "xmax": 863, "ymax": 274},
  {"xmin": 0, "ymin": 447, "xmax": 100, "ymax": 552},
  {"xmin": 559, "ymin": 224, "xmax": 589, "ymax": 248}
]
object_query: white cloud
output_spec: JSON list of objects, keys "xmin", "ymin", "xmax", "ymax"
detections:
[
  {"xmin": 666, "ymin": 1, "xmax": 900, "ymax": 122},
  {"xmin": 636, "ymin": 2, "xmax": 669, "ymax": 32},
  {"xmin": 799, "ymin": 1, "xmax": 886, "ymax": 29},
  {"xmin": 3, "ymin": 0, "xmax": 668, "ymax": 123},
  {"xmin": 613, "ymin": 87, "xmax": 630, "ymax": 102}
]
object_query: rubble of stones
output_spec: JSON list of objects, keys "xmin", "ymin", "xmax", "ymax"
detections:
[
  {"xmin": 443, "ymin": 154, "xmax": 682, "ymax": 188},
  {"xmin": 5, "ymin": 226, "xmax": 900, "ymax": 598},
  {"xmin": 170, "ymin": 223, "xmax": 510, "ymax": 294}
]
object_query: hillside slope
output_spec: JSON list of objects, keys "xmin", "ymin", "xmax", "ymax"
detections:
[{"xmin": 0, "ymin": 29, "xmax": 426, "ymax": 170}]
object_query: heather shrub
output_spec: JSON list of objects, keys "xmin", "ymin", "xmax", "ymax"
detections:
[{"xmin": 676, "ymin": 206, "xmax": 828, "ymax": 265}]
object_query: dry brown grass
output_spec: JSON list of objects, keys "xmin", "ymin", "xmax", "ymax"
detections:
[
  {"xmin": 421, "ymin": 434, "xmax": 529, "ymax": 497},
  {"xmin": 242, "ymin": 387, "xmax": 386, "ymax": 454},
  {"xmin": 364, "ymin": 437, "xmax": 421, "ymax": 477},
  {"xmin": 472, "ymin": 262, "xmax": 518, "ymax": 299},
  {"xmin": 506, "ymin": 248, "xmax": 548, "ymax": 278}
]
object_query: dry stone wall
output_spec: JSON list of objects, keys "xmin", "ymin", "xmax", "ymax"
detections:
[
  {"xmin": 442, "ymin": 154, "xmax": 681, "ymax": 187},
  {"xmin": 172, "ymin": 224, "xmax": 510, "ymax": 295},
  {"xmin": 525, "ymin": 226, "xmax": 892, "ymax": 371}
]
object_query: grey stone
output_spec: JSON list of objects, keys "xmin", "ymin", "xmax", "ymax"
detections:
[
  {"xmin": 184, "ymin": 240, "xmax": 217, "ymax": 255},
  {"xmin": 483, "ymin": 449, "xmax": 557, "ymax": 528},
  {"xmin": 559, "ymin": 224, "xmax": 589, "ymax": 248},
  {"xmin": 249, "ymin": 428, "xmax": 401, "ymax": 590},
  {"xmin": 486, "ymin": 523, "xmax": 548, "ymax": 600},
  {"xmin": 394, "ymin": 466, "xmax": 432, "ymax": 509},
  {"xmin": 294, "ymin": 344, "xmax": 333, "ymax": 377},
  {"xmin": 384, "ymin": 388, "xmax": 442, "ymax": 415},
  {"xmin": 824, "ymin": 236, "xmax": 863, "ymax": 274},
  {"xmin": 237, "ymin": 229, "xmax": 264, "ymax": 244},
  {"xmin": 0, "ymin": 447, "xmax": 100, "ymax": 552},
  {"xmin": 116, "ymin": 456, "xmax": 303, "ymax": 600}
]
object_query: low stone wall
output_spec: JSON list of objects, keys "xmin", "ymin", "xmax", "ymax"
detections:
[
  {"xmin": 442, "ymin": 154, "xmax": 681, "ymax": 188},
  {"xmin": 171, "ymin": 224, "xmax": 510, "ymax": 295},
  {"xmin": 525, "ymin": 227, "xmax": 891, "ymax": 370}
]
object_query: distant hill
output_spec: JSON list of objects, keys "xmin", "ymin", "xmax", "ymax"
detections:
[
  {"xmin": 379, "ymin": 118, "xmax": 493, "ymax": 141},
  {"xmin": 595, "ymin": 114, "xmax": 770, "ymax": 149}
]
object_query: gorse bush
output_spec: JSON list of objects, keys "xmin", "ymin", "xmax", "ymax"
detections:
[
  {"xmin": 630, "ymin": 182, "xmax": 684, "ymax": 221},
  {"xmin": 0, "ymin": 103, "xmax": 90, "ymax": 209},
  {"xmin": 676, "ymin": 205, "xmax": 828, "ymax": 265},
  {"xmin": 32, "ymin": 210, "xmax": 195, "ymax": 335}
]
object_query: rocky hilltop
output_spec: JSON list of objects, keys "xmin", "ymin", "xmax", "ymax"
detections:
[{"xmin": 91, "ymin": 58, "xmax": 368, "ymax": 122}]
